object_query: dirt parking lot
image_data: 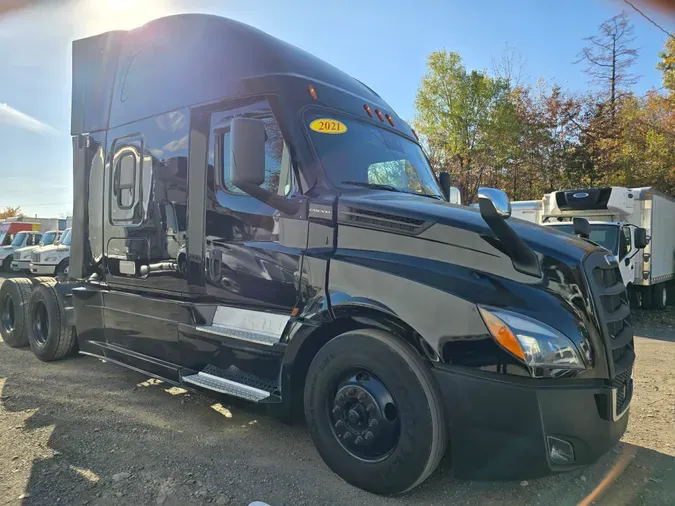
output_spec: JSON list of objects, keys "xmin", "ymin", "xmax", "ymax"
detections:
[{"xmin": 0, "ymin": 274, "xmax": 673, "ymax": 506}]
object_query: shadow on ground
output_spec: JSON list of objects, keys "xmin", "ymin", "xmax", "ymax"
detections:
[{"xmin": 1, "ymin": 343, "xmax": 673, "ymax": 506}]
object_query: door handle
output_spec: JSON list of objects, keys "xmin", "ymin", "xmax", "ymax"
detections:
[{"xmin": 625, "ymin": 258, "xmax": 630, "ymax": 266}]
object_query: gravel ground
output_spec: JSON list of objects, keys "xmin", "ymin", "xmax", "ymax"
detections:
[{"xmin": 0, "ymin": 274, "xmax": 673, "ymax": 506}]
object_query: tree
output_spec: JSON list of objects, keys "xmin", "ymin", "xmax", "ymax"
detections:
[
  {"xmin": 657, "ymin": 38, "xmax": 675, "ymax": 94},
  {"xmin": 576, "ymin": 12, "xmax": 639, "ymax": 121},
  {"xmin": 0, "ymin": 206, "xmax": 22, "ymax": 219},
  {"xmin": 414, "ymin": 50, "xmax": 512, "ymax": 203}
]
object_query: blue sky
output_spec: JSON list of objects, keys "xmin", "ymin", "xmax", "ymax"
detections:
[{"xmin": 0, "ymin": 0, "xmax": 673, "ymax": 217}]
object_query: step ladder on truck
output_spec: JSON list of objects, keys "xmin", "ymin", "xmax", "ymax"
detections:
[
  {"xmin": 0, "ymin": 14, "xmax": 636, "ymax": 495},
  {"xmin": 542, "ymin": 186, "xmax": 675, "ymax": 309}
]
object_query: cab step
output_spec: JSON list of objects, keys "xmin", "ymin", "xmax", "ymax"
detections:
[{"xmin": 181, "ymin": 364, "xmax": 279, "ymax": 403}]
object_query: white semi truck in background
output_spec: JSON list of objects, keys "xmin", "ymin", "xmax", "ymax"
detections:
[{"xmin": 541, "ymin": 187, "xmax": 675, "ymax": 309}]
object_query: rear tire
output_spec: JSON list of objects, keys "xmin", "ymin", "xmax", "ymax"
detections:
[
  {"xmin": 27, "ymin": 283, "xmax": 76, "ymax": 361},
  {"xmin": 304, "ymin": 329, "xmax": 447, "ymax": 495},
  {"xmin": 0, "ymin": 278, "xmax": 33, "ymax": 347}
]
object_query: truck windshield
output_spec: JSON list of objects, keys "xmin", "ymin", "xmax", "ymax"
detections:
[
  {"xmin": 60, "ymin": 229, "xmax": 72, "ymax": 246},
  {"xmin": 10, "ymin": 232, "xmax": 27, "ymax": 247},
  {"xmin": 549, "ymin": 223, "xmax": 619, "ymax": 254},
  {"xmin": 40, "ymin": 231, "xmax": 58, "ymax": 246},
  {"xmin": 307, "ymin": 113, "xmax": 443, "ymax": 198}
]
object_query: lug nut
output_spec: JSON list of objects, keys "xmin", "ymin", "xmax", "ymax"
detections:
[
  {"xmin": 332, "ymin": 405, "xmax": 341, "ymax": 415},
  {"xmin": 337, "ymin": 394, "xmax": 345, "ymax": 403},
  {"xmin": 365, "ymin": 431, "xmax": 374, "ymax": 441},
  {"xmin": 347, "ymin": 388, "xmax": 356, "ymax": 397},
  {"xmin": 369, "ymin": 419, "xmax": 378, "ymax": 428},
  {"xmin": 357, "ymin": 393, "xmax": 366, "ymax": 402},
  {"xmin": 343, "ymin": 432, "xmax": 352, "ymax": 440},
  {"xmin": 355, "ymin": 436, "xmax": 364, "ymax": 445},
  {"xmin": 335, "ymin": 420, "xmax": 344, "ymax": 429},
  {"xmin": 366, "ymin": 403, "xmax": 376, "ymax": 413}
]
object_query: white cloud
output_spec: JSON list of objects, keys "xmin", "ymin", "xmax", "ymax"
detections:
[
  {"xmin": 163, "ymin": 135, "xmax": 188, "ymax": 152},
  {"xmin": 0, "ymin": 103, "xmax": 60, "ymax": 135}
]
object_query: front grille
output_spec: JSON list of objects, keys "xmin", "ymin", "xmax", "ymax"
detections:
[
  {"xmin": 12, "ymin": 252, "xmax": 18, "ymax": 260},
  {"xmin": 32, "ymin": 251, "xmax": 40, "ymax": 263},
  {"xmin": 584, "ymin": 252, "xmax": 635, "ymax": 378},
  {"xmin": 584, "ymin": 252, "xmax": 635, "ymax": 415}
]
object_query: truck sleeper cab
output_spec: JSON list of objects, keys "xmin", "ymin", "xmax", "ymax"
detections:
[{"xmin": 0, "ymin": 14, "xmax": 634, "ymax": 495}]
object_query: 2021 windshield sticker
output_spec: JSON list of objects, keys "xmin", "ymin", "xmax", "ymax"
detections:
[{"xmin": 309, "ymin": 118, "xmax": 347, "ymax": 134}]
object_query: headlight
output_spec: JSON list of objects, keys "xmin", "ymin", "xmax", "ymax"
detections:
[
  {"xmin": 44, "ymin": 256, "xmax": 58, "ymax": 262},
  {"xmin": 479, "ymin": 307, "xmax": 585, "ymax": 377}
]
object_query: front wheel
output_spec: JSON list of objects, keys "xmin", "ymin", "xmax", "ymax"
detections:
[
  {"xmin": 1, "ymin": 256, "xmax": 12, "ymax": 273},
  {"xmin": 654, "ymin": 283, "xmax": 667, "ymax": 309},
  {"xmin": 55, "ymin": 258, "xmax": 69, "ymax": 277},
  {"xmin": 304, "ymin": 329, "xmax": 447, "ymax": 495}
]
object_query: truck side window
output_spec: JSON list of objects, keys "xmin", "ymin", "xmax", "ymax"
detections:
[
  {"xmin": 110, "ymin": 140, "xmax": 144, "ymax": 225},
  {"xmin": 115, "ymin": 153, "xmax": 136, "ymax": 210},
  {"xmin": 211, "ymin": 100, "xmax": 292, "ymax": 197},
  {"xmin": 620, "ymin": 226, "xmax": 631, "ymax": 259}
]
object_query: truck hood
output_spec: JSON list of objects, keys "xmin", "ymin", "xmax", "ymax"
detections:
[
  {"xmin": 34, "ymin": 244, "xmax": 69, "ymax": 255},
  {"xmin": 338, "ymin": 191, "xmax": 600, "ymax": 264},
  {"xmin": 14, "ymin": 245, "xmax": 40, "ymax": 255}
]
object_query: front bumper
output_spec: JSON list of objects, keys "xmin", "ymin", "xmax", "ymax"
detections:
[
  {"xmin": 30, "ymin": 263, "xmax": 57, "ymax": 275},
  {"xmin": 11, "ymin": 259, "xmax": 31, "ymax": 271},
  {"xmin": 432, "ymin": 365, "xmax": 631, "ymax": 480}
]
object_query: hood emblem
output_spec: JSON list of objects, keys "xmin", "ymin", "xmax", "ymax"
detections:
[{"xmin": 573, "ymin": 192, "xmax": 589, "ymax": 198}]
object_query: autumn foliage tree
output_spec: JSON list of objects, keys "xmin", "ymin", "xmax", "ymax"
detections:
[{"xmin": 0, "ymin": 206, "xmax": 22, "ymax": 219}]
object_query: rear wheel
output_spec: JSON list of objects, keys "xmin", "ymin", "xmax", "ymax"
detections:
[
  {"xmin": 304, "ymin": 329, "xmax": 447, "ymax": 495},
  {"xmin": 27, "ymin": 283, "xmax": 76, "ymax": 361},
  {"xmin": 0, "ymin": 278, "xmax": 33, "ymax": 347}
]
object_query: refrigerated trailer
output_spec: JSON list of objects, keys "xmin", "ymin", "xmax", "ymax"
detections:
[
  {"xmin": 543, "ymin": 187, "xmax": 675, "ymax": 308},
  {"xmin": 0, "ymin": 14, "xmax": 635, "ymax": 495}
]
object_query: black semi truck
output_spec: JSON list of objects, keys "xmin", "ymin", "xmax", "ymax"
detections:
[{"xmin": 0, "ymin": 14, "xmax": 634, "ymax": 495}]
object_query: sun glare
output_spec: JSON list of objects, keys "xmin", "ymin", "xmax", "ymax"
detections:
[{"xmin": 91, "ymin": 0, "xmax": 171, "ymax": 31}]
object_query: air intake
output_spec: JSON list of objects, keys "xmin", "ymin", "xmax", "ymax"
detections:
[{"xmin": 339, "ymin": 207, "xmax": 429, "ymax": 235}]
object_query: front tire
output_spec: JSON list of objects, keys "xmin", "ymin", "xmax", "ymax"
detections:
[
  {"xmin": 2, "ymin": 256, "xmax": 12, "ymax": 273},
  {"xmin": 304, "ymin": 329, "xmax": 447, "ymax": 495},
  {"xmin": 654, "ymin": 283, "xmax": 667, "ymax": 309},
  {"xmin": 27, "ymin": 283, "xmax": 76, "ymax": 361},
  {"xmin": 56, "ymin": 258, "xmax": 69, "ymax": 277}
]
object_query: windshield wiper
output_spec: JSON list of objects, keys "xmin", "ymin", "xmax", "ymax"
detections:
[
  {"xmin": 341, "ymin": 181, "xmax": 405, "ymax": 193},
  {"xmin": 340, "ymin": 180, "xmax": 440, "ymax": 199}
]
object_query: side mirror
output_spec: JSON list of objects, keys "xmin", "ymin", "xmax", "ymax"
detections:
[
  {"xmin": 573, "ymin": 217, "xmax": 591, "ymax": 239},
  {"xmin": 230, "ymin": 117, "xmax": 266, "ymax": 188},
  {"xmin": 449, "ymin": 187, "xmax": 462, "ymax": 205},
  {"xmin": 634, "ymin": 227, "xmax": 648, "ymax": 249},
  {"xmin": 477, "ymin": 188, "xmax": 511, "ymax": 218},
  {"xmin": 439, "ymin": 172, "xmax": 451, "ymax": 201}
]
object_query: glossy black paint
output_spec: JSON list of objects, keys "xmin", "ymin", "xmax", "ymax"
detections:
[{"xmin": 68, "ymin": 13, "xmax": 633, "ymax": 481}]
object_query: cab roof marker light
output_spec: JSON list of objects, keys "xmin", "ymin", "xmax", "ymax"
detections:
[
  {"xmin": 363, "ymin": 104, "xmax": 373, "ymax": 117},
  {"xmin": 385, "ymin": 114, "xmax": 394, "ymax": 126},
  {"xmin": 308, "ymin": 84, "xmax": 318, "ymax": 100},
  {"xmin": 375, "ymin": 109, "xmax": 385, "ymax": 122}
]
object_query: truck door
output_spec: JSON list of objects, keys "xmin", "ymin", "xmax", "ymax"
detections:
[
  {"xmin": 618, "ymin": 225, "xmax": 634, "ymax": 284},
  {"xmin": 203, "ymin": 98, "xmax": 306, "ymax": 312}
]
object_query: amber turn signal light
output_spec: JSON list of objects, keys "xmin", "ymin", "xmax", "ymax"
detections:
[{"xmin": 478, "ymin": 307, "xmax": 526, "ymax": 361}]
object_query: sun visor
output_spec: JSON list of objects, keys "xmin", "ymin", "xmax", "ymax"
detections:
[{"xmin": 71, "ymin": 30, "xmax": 126, "ymax": 135}]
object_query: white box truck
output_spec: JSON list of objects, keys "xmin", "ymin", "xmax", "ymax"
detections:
[
  {"xmin": 510, "ymin": 200, "xmax": 543, "ymax": 224},
  {"xmin": 542, "ymin": 187, "xmax": 675, "ymax": 308}
]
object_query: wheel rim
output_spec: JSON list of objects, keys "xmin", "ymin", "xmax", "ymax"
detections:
[
  {"xmin": 328, "ymin": 370, "xmax": 400, "ymax": 462},
  {"xmin": 32, "ymin": 301, "xmax": 49, "ymax": 346},
  {"xmin": 662, "ymin": 287, "xmax": 667, "ymax": 307},
  {"xmin": 1, "ymin": 294, "xmax": 15, "ymax": 333}
]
